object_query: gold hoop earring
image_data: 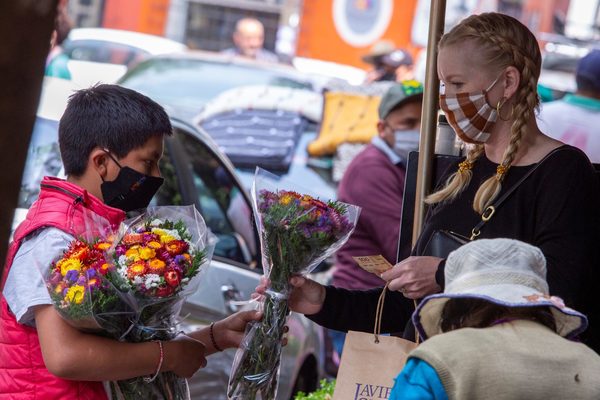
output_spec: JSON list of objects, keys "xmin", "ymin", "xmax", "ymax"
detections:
[{"xmin": 496, "ymin": 98, "xmax": 514, "ymax": 121}]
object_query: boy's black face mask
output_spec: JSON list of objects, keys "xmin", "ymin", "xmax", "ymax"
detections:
[{"xmin": 100, "ymin": 151, "xmax": 164, "ymax": 212}]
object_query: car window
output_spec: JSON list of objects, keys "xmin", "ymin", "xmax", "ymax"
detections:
[
  {"xmin": 120, "ymin": 59, "xmax": 312, "ymax": 117},
  {"xmin": 156, "ymin": 128, "xmax": 258, "ymax": 267},
  {"xmin": 19, "ymin": 117, "xmax": 63, "ymax": 208},
  {"xmin": 63, "ymin": 39, "xmax": 148, "ymax": 67}
]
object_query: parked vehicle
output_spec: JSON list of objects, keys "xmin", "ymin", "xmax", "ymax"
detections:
[
  {"xmin": 52, "ymin": 28, "xmax": 187, "ymax": 87},
  {"xmin": 118, "ymin": 51, "xmax": 315, "ymax": 121},
  {"xmin": 538, "ymin": 33, "xmax": 598, "ymax": 100},
  {"xmin": 15, "ymin": 77, "xmax": 325, "ymax": 399},
  {"xmin": 118, "ymin": 53, "xmax": 338, "ymax": 199}
]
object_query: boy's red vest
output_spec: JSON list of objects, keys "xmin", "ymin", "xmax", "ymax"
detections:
[{"xmin": 0, "ymin": 177, "xmax": 125, "ymax": 399}]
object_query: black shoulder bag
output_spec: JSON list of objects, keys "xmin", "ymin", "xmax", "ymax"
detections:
[{"xmin": 422, "ymin": 147, "xmax": 562, "ymax": 258}]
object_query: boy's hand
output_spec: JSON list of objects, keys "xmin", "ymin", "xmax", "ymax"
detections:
[
  {"xmin": 213, "ymin": 309, "xmax": 263, "ymax": 349},
  {"xmin": 163, "ymin": 337, "xmax": 207, "ymax": 378}
]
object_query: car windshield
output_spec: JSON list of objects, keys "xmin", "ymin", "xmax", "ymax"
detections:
[{"xmin": 120, "ymin": 58, "xmax": 312, "ymax": 117}]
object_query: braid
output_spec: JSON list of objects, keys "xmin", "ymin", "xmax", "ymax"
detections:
[
  {"xmin": 431, "ymin": 12, "xmax": 542, "ymax": 213},
  {"xmin": 425, "ymin": 145, "xmax": 484, "ymax": 205},
  {"xmin": 472, "ymin": 26, "xmax": 540, "ymax": 212}
]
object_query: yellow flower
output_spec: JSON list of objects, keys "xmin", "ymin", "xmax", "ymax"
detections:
[
  {"xmin": 125, "ymin": 248, "xmax": 140, "ymax": 261},
  {"xmin": 65, "ymin": 285, "xmax": 85, "ymax": 304},
  {"xmin": 152, "ymin": 228, "xmax": 167, "ymax": 236},
  {"xmin": 280, "ymin": 194, "xmax": 293, "ymax": 205},
  {"xmin": 138, "ymin": 247, "xmax": 156, "ymax": 260},
  {"xmin": 54, "ymin": 283, "xmax": 65, "ymax": 294},
  {"xmin": 160, "ymin": 235, "xmax": 176, "ymax": 244},
  {"xmin": 60, "ymin": 258, "xmax": 82, "ymax": 276},
  {"xmin": 147, "ymin": 241, "xmax": 162, "ymax": 249}
]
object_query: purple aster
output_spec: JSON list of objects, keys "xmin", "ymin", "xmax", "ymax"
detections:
[
  {"xmin": 65, "ymin": 269, "xmax": 79, "ymax": 283},
  {"xmin": 86, "ymin": 269, "xmax": 97, "ymax": 279},
  {"xmin": 174, "ymin": 255, "xmax": 186, "ymax": 264}
]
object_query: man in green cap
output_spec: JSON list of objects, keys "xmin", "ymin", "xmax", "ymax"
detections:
[{"xmin": 329, "ymin": 80, "xmax": 423, "ymax": 354}]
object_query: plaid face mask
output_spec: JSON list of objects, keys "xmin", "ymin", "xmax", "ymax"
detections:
[{"xmin": 439, "ymin": 76, "xmax": 501, "ymax": 144}]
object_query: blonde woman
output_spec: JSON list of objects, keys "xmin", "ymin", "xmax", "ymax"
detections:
[{"xmin": 255, "ymin": 13, "xmax": 600, "ymax": 352}]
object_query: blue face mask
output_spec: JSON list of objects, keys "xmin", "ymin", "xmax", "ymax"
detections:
[{"xmin": 392, "ymin": 129, "xmax": 420, "ymax": 160}]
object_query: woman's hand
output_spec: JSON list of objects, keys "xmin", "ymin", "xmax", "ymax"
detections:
[
  {"xmin": 381, "ymin": 256, "xmax": 443, "ymax": 299},
  {"xmin": 253, "ymin": 276, "xmax": 326, "ymax": 315}
]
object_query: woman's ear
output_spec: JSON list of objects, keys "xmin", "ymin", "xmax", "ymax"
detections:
[
  {"xmin": 503, "ymin": 66, "xmax": 521, "ymax": 99},
  {"xmin": 89, "ymin": 148, "xmax": 110, "ymax": 181}
]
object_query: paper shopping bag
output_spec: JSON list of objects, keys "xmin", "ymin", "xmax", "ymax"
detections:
[
  {"xmin": 332, "ymin": 331, "xmax": 416, "ymax": 400},
  {"xmin": 332, "ymin": 284, "xmax": 417, "ymax": 400}
]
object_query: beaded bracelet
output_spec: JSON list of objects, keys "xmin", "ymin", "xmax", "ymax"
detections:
[
  {"xmin": 144, "ymin": 340, "xmax": 164, "ymax": 383},
  {"xmin": 209, "ymin": 322, "xmax": 224, "ymax": 352}
]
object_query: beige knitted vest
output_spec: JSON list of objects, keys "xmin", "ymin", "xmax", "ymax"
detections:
[{"xmin": 411, "ymin": 320, "xmax": 600, "ymax": 400}]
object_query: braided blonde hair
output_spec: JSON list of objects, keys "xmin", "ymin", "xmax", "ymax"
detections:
[{"xmin": 426, "ymin": 13, "xmax": 541, "ymax": 214}]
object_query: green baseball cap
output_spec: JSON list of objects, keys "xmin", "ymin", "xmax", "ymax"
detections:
[{"xmin": 378, "ymin": 80, "xmax": 424, "ymax": 119}]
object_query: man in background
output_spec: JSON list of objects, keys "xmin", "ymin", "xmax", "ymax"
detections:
[
  {"xmin": 362, "ymin": 40, "xmax": 414, "ymax": 83},
  {"xmin": 538, "ymin": 49, "xmax": 600, "ymax": 163},
  {"xmin": 328, "ymin": 81, "xmax": 423, "ymax": 355},
  {"xmin": 222, "ymin": 17, "xmax": 279, "ymax": 63}
]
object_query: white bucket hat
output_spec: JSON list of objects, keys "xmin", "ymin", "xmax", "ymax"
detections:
[{"xmin": 413, "ymin": 238, "xmax": 587, "ymax": 340}]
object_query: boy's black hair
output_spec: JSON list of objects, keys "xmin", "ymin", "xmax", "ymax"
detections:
[{"xmin": 59, "ymin": 84, "xmax": 172, "ymax": 177}]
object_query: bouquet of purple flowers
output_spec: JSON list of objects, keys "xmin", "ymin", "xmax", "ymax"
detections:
[{"xmin": 227, "ymin": 168, "xmax": 360, "ymax": 400}]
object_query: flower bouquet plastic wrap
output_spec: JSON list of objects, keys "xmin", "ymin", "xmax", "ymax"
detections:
[
  {"xmin": 107, "ymin": 205, "xmax": 215, "ymax": 399},
  {"xmin": 41, "ymin": 205, "xmax": 214, "ymax": 400},
  {"xmin": 227, "ymin": 168, "xmax": 360, "ymax": 400}
]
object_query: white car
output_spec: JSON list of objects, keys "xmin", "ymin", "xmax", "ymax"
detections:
[{"xmin": 52, "ymin": 28, "xmax": 186, "ymax": 87}]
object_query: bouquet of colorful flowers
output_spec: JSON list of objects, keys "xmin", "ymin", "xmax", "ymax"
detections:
[
  {"xmin": 107, "ymin": 206, "xmax": 214, "ymax": 399},
  {"xmin": 227, "ymin": 168, "xmax": 360, "ymax": 400},
  {"xmin": 46, "ymin": 237, "xmax": 132, "ymax": 335},
  {"xmin": 41, "ymin": 205, "xmax": 214, "ymax": 400}
]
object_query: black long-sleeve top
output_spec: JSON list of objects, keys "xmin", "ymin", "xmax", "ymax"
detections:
[{"xmin": 309, "ymin": 145, "xmax": 600, "ymax": 352}]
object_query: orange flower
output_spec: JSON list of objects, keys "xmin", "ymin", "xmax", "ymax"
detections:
[
  {"xmin": 68, "ymin": 246, "xmax": 89, "ymax": 261},
  {"xmin": 123, "ymin": 233, "xmax": 144, "ymax": 246},
  {"xmin": 99, "ymin": 262, "xmax": 112, "ymax": 275},
  {"xmin": 54, "ymin": 283, "xmax": 65, "ymax": 294},
  {"xmin": 148, "ymin": 259, "xmax": 166, "ymax": 274},
  {"xmin": 94, "ymin": 242, "xmax": 112, "ymax": 251},
  {"xmin": 166, "ymin": 240, "xmax": 188, "ymax": 255},
  {"xmin": 147, "ymin": 241, "xmax": 162, "ymax": 249},
  {"xmin": 127, "ymin": 261, "xmax": 147, "ymax": 280}
]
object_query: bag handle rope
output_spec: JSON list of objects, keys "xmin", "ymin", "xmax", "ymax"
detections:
[{"xmin": 374, "ymin": 283, "xmax": 420, "ymax": 345}]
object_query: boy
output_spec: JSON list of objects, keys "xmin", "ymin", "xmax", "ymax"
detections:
[{"xmin": 0, "ymin": 85, "xmax": 260, "ymax": 398}]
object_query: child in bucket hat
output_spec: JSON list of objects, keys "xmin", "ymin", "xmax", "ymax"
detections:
[{"xmin": 390, "ymin": 239, "xmax": 600, "ymax": 400}]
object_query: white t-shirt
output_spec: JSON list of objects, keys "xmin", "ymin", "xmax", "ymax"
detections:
[
  {"xmin": 3, "ymin": 227, "xmax": 74, "ymax": 326},
  {"xmin": 537, "ymin": 95, "xmax": 600, "ymax": 163}
]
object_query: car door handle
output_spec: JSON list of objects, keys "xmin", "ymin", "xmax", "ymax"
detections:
[{"xmin": 221, "ymin": 284, "xmax": 243, "ymax": 314}]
